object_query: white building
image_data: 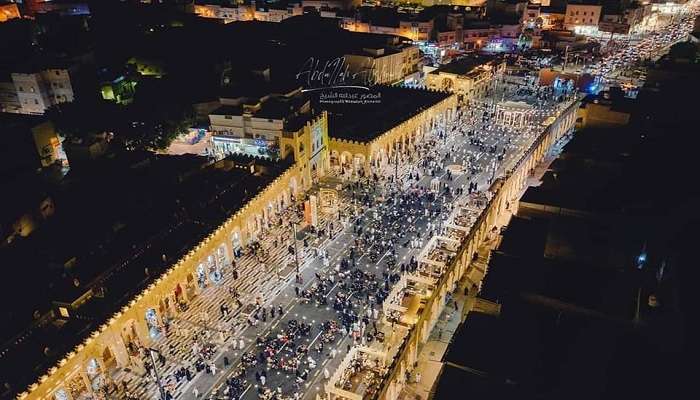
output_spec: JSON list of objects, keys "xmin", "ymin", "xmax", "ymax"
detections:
[
  {"xmin": 9, "ymin": 68, "xmax": 76, "ymax": 115},
  {"xmin": 208, "ymin": 89, "xmax": 312, "ymax": 160}
]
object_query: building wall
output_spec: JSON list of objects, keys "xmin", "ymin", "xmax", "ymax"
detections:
[
  {"xmin": 340, "ymin": 19, "xmax": 433, "ymax": 41},
  {"xmin": 193, "ymin": 4, "xmax": 255, "ymax": 22},
  {"xmin": 0, "ymin": 2, "xmax": 21, "ymax": 22},
  {"xmin": 12, "ymin": 73, "xmax": 52, "ymax": 115},
  {"xmin": 577, "ymin": 102, "xmax": 631, "ymax": 128},
  {"xmin": 344, "ymin": 52, "xmax": 405, "ymax": 85},
  {"xmin": 43, "ymin": 69, "xmax": 75, "ymax": 104},
  {"xmin": 374, "ymin": 96, "xmax": 582, "ymax": 400},
  {"xmin": 425, "ymin": 60, "xmax": 505, "ymax": 102},
  {"xmin": 398, "ymin": 20, "xmax": 433, "ymax": 42},
  {"xmin": 462, "ymin": 27, "xmax": 492, "ymax": 49},
  {"xmin": 31, "ymin": 121, "xmax": 66, "ymax": 168},
  {"xmin": 565, "ymin": 4, "xmax": 602, "ymax": 29},
  {"xmin": 0, "ymin": 81, "xmax": 21, "ymax": 113},
  {"xmin": 16, "ymin": 113, "xmax": 331, "ymax": 400},
  {"xmin": 255, "ymin": 6, "xmax": 302, "ymax": 23},
  {"xmin": 10, "ymin": 69, "xmax": 76, "ymax": 115},
  {"xmin": 328, "ymin": 94, "xmax": 458, "ymax": 175}
]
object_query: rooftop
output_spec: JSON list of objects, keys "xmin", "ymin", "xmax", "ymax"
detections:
[
  {"xmin": 327, "ymin": 86, "xmax": 451, "ymax": 143},
  {"xmin": 430, "ymin": 54, "xmax": 500, "ymax": 76},
  {"xmin": 440, "ymin": 298, "xmax": 635, "ymax": 400}
]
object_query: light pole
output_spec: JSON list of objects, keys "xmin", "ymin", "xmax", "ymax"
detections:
[
  {"xmin": 395, "ymin": 145, "xmax": 399, "ymax": 186},
  {"xmin": 148, "ymin": 348, "xmax": 167, "ymax": 400},
  {"xmin": 290, "ymin": 220, "xmax": 300, "ymax": 276}
]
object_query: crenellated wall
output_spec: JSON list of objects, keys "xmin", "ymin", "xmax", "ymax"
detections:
[{"xmin": 16, "ymin": 114, "xmax": 332, "ymax": 400}]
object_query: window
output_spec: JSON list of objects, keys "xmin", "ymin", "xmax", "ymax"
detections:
[
  {"xmin": 29, "ymin": 86, "xmax": 35, "ymax": 93},
  {"xmin": 224, "ymin": 115, "xmax": 232, "ymax": 119},
  {"xmin": 55, "ymin": 71, "xmax": 60, "ymax": 76},
  {"xmin": 34, "ymin": 99, "xmax": 39, "ymax": 105}
]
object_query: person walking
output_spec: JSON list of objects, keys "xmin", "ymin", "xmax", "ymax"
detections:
[{"xmin": 193, "ymin": 387, "xmax": 199, "ymax": 398}]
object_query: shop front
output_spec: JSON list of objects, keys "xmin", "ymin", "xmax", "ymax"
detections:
[{"xmin": 145, "ymin": 308, "xmax": 161, "ymax": 340}]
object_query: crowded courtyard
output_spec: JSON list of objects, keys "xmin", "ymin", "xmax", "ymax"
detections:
[{"xmin": 100, "ymin": 78, "xmax": 580, "ymax": 400}]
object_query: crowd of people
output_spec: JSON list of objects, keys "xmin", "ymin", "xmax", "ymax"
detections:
[{"xmin": 99, "ymin": 74, "xmax": 573, "ymax": 400}]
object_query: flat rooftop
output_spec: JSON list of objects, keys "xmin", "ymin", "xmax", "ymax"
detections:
[
  {"xmin": 440, "ymin": 296, "xmax": 635, "ymax": 400},
  {"xmin": 0, "ymin": 152, "xmax": 291, "ymax": 395},
  {"xmin": 327, "ymin": 86, "xmax": 451, "ymax": 143},
  {"xmin": 430, "ymin": 54, "xmax": 500, "ymax": 76}
]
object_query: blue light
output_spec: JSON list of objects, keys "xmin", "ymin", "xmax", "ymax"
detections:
[{"xmin": 637, "ymin": 253, "xmax": 647, "ymax": 269}]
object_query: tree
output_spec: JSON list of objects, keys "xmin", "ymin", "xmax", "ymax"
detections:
[
  {"xmin": 46, "ymin": 100, "xmax": 120, "ymax": 141},
  {"xmin": 111, "ymin": 76, "xmax": 196, "ymax": 151}
]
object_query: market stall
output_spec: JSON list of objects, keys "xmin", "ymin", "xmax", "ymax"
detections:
[{"xmin": 325, "ymin": 346, "xmax": 388, "ymax": 400}]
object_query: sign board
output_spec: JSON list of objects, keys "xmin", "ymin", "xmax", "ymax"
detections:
[{"xmin": 305, "ymin": 195, "xmax": 318, "ymax": 227}]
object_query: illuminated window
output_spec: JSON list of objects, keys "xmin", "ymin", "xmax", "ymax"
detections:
[{"xmin": 59, "ymin": 307, "xmax": 70, "ymax": 318}]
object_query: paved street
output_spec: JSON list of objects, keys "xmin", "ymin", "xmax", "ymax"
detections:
[{"xmin": 107, "ymin": 75, "xmax": 581, "ymax": 400}]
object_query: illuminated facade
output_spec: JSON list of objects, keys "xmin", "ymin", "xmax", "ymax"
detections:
[
  {"xmin": 368, "ymin": 97, "xmax": 582, "ymax": 400},
  {"xmin": 340, "ymin": 16, "xmax": 434, "ymax": 42},
  {"xmin": 208, "ymin": 89, "xmax": 317, "ymax": 161},
  {"xmin": 0, "ymin": 2, "xmax": 21, "ymax": 22},
  {"xmin": 425, "ymin": 57, "xmax": 506, "ymax": 103},
  {"xmin": 193, "ymin": 2, "xmax": 304, "ymax": 23},
  {"xmin": 564, "ymin": 3, "xmax": 602, "ymax": 34},
  {"xmin": 193, "ymin": 3, "xmax": 255, "ymax": 22},
  {"xmin": 13, "ymin": 112, "xmax": 329, "ymax": 400},
  {"xmin": 328, "ymin": 94, "xmax": 458, "ymax": 177}
]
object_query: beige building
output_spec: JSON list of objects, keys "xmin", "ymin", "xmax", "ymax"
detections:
[
  {"xmin": 192, "ymin": 2, "xmax": 304, "ymax": 23},
  {"xmin": 565, "ymin": 3, "xmax": 602, "ymax": 33},
  {"xmin": 344, "ymin": 43, "xmax": 421, "ymax": 86},
  {"xmin": 208, "ymin": 88, "xmax": 315, "ymax": 161},
  {"xmin": 340, "ymin": 15, "xmax": 434, "ymax": 42},
  {"xmin": 370, "ymin": 97, "xmax": 582, "ymax": 400},
  {"xmin": 327, "ymin": 87, "xmax": 458, "ymax": 176},
  {"xmin": 425, "ymin": 56, "xmax": 506, "ymax": 103},
  {"xmin": 10, "ymin": 110, "xmax": 330, "ymax": 400},
  {"xmin": 576, "ymin": 92, "xmax": 632, "ymax": 128}
]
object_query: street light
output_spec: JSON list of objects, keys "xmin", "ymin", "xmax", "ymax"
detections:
[
  {"xmin": 290, "ymin": 220, "xmax": 301, "ymax": 277},
  {"xmin": 148, "ymin": 348, "xmax": 167, "ymax": 400}
]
